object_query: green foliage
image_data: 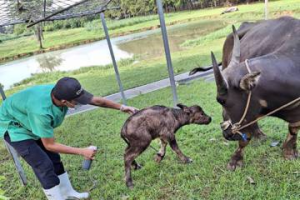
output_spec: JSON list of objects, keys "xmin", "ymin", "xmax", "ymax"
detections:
[
  {"xmin": 44, "ymin": 18, "xmax": 89, "ymax": 32},
  {"xmin": 13, "ymin": 24, "xmax": 26, "ymax": 35},
  {"xmin": 84, "ymin": 20, "xmax": 103, "ymax": 32},
  {"xmin": 0, "ymin": 176, "xmax": 9, "ymax": 200},
  {"xmin": 111, "ymin": 0, "xmax": 264, "ymax": 18},
  {"xmin": 12, "ymin": 24, "xmax": 32, "ymax": 36}
]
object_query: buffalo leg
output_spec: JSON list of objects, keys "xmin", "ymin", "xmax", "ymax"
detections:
[
  {"xmin": 227, "ymin": 138, "xmax": 251, "ymax": 171},
  {"xmin": 124, "ymin": 145, "xmax": 142, "ymax": 170},
  {"xmin": 283, "ymin": 124, "xmax": 299, "ymax": 160},
  {"xmin": 169, "ymin": 137, "xmax": 192, "ymax": 163},
  {"xmin": 155, "ymin": 139, "xmax": 168, "ymax": 163},
  {"xmin": 124, "ymin": 142, "xmax": 149, "ymax": 189},
  {"xmin": 251, "ymin": 122, "xmax": 267, "ymax": 140}
]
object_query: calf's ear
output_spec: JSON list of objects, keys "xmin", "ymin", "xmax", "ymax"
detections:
[
  {"xmin": 177, "ymin": 103, "xmax": 191, "ymax": 113},
  {"xmin": 239, "ymin": 71, "xmax": 261, "ymax": 91}
]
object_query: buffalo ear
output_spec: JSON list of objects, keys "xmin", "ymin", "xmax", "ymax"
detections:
[
  {"xmin": 239, "ymin": 71, "xmax": 261, "ymax": 91},
  {"xmin": 177, "ymin": 103, "xmax": 191, "ymax": 114}
]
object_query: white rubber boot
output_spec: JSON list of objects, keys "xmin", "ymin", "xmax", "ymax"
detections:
[
  {"xmin": 43, "ymin": 185, "xmax": 64, "ymax": 200},
  {"xmin": 58, "ymin": 172, "xmax": 89, "ymax": 199}
]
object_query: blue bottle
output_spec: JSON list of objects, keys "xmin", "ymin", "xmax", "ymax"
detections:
[{"xmin": 82, "ymin": 146, "xmax": 97, "ymax": 170}]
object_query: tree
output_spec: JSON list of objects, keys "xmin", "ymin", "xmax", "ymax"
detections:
[{"xmin": 5, "ymin": 0, "xmax": 54, "ymax": 49}]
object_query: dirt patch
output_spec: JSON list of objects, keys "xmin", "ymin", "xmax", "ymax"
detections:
[{"xmin": 274, "ymin": 10, "xmax": 294, "ymax": 17}]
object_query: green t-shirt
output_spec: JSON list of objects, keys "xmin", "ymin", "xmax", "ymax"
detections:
[{"xmin": 0, "ymin": 85, "xmax": 68, "ymax": 142}]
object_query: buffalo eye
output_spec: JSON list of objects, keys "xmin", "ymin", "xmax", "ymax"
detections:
[{"xmin": 217, "ymin": 97, "xmax": 226, "ymax": 105}]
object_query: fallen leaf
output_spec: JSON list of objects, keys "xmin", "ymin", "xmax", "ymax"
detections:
[
  {"xmin": 270, "ymin": 141, "xmax": 280, "ymax": 147},
  {"xmin": 121, "ymin": 195, "xmax": 130, "ymax": 200},
  {"xmin": 247, "ymin": 176, "xmax": 255, "ymax": 185},
  {"xmin": 223, "ymin": 141, "xmax": 229, "ymax": 146}
]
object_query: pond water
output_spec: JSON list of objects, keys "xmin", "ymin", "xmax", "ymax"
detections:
[{"xmin": 0, "ymin": 20, "xmax": 224, "ymax": 89}]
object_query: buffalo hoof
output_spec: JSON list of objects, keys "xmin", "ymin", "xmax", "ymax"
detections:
[
  {"xmin": 252, "ymin": 130, "xmax": 267, "ymax": 141},
  {"xmin": 284, "ymin": 149, "xmax": 298, "ymax": 160},
  {"xmin": 227, "ymin": 159, "xmax": 243, "ymax": 171}
]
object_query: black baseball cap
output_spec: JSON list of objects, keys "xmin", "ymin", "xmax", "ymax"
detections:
[{"xmin": 52, "ymin": 77, "xmax": 93, "ymax": 105}]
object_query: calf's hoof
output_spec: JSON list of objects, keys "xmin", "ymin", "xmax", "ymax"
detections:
[
  {"xmin": 227, "ymin": 159, "xmax": 243, "ymax": 171},
  {"xmin": 283, "ymin": 149, "xmax": 298, "ymax": 160},
  {"xmin": 154, "ymin": 154, "xmax": 164, "ymax": 163},
  {"xmin": 134, "ymin": 163, "xmax": 142, "ymax": 170},
  {"xmin": 126, "ymin": 182, "xmax": 134, "ymax": 190},
  {"xmin": 183, "ymin": 157, "xmax": 193, "ymax": 164}
]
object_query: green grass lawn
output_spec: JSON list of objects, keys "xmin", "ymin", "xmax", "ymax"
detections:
[{"xmin": 0, "ymin": 81, "xmax": 299, "ymax": 199}]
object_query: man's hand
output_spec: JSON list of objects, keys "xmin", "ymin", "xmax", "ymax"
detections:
[
  {"xmin": 90, "ymin": 97, "xmax": 139, "ymax": 114},
  {"xmin": 120, "ymin": 105, "xmax": 139, "ymax": 115},
  {"xmin": 81, "ymin": 147, "xmax": 97, "ymax": 160}
]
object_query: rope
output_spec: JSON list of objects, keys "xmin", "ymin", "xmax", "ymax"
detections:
[
  {"xmin": 231, "ymin": 59, "xmax": 252, "ymax": 134},
  {"xmin": 231, "ymin": 59, "xmax": 300, "ymax": 134},
  {"xmin": 237, "ymin": 96, "xmax": 300, "ymax": 131}
]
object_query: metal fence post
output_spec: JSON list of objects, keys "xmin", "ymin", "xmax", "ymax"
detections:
[
  {"xmin": 100, "ymin": 12, "xmax": 127, "ymax": 105},
  {"xmin": 0, "ymin": 87, "xmax": 27, "ymax": 186},
  {"xmin": 156, "ymin": 0, "xmax": 178, "ymax": 107},
  {"xmin": 265, "ymin": 0, "xmax": 268, "ymax": 20}
]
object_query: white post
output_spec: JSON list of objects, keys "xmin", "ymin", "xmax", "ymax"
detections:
[{"xmin": 265, "ymin": 0, "xmax": 268, "ymax": 20}]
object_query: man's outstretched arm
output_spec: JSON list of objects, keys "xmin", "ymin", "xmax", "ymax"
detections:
[{"xmin": 89, "ymin": 96, "xmax": 138, "ymax": 115}]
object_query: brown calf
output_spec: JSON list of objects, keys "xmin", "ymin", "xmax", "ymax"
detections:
[{"xmin": 121, "ymin": 104, "xmax": 211, "ymax": 188}]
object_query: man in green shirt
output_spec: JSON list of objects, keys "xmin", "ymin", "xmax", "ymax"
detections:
[{"xmin": 0, "ymin": 77, "xmax": 137, "ymax": 200}]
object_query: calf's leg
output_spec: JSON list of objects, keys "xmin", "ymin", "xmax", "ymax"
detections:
[
  {"xmin": 169, "ymin": 136, "xmax": 192, "ymax": 163},
  {"xmin": 155, "ymin": 139, "xmax": 168, "ymax": 163},
  {"xmin": 131, "ymin": 160, "xmax": 142, "ymax": 170},
  {"xmin": 283, "ymin": 124, "xmax": 299, "ymax": 160},
  {"xmin": 124, "ymin": 142, "xmax": 150, "ymax": 189}
]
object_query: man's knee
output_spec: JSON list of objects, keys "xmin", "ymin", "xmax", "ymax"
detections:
[
  {"xmin": 5, "ymin": 135, "xmax": 60, "ymax": 189},
  {"xmin": 34, "ymin": 158, "xmax": 60, "ymax": 189},
  {"xmin": 53, "ymin": 160, "xmax": 65, "ymax": 176},
  {"xmin": 37, "ymin": 139, "xmax": 65, "ymax": 176}
]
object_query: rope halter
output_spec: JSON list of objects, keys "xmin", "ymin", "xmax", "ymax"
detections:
[{"xmin": 221, "ymin": 59, "xmax": 300, "ymax": 141}]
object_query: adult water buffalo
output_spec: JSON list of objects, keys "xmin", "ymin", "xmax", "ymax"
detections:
[
  {"xmin": 211, "ymin": 16, "xmax": 300, "ymax": 170},
  {"xmin": 190, "ymin": 21, "xmax": 267, "ymax": 140}
]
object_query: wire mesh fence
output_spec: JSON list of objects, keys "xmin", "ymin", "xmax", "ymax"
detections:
[{"xmin": 0, "ymin": 0, "xmax": 113, "ymax": 27}]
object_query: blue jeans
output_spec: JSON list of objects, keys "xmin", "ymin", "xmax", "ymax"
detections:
[{"xmin": 4, "ymin": 132, "xmax": 65, "ymax": 189}]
